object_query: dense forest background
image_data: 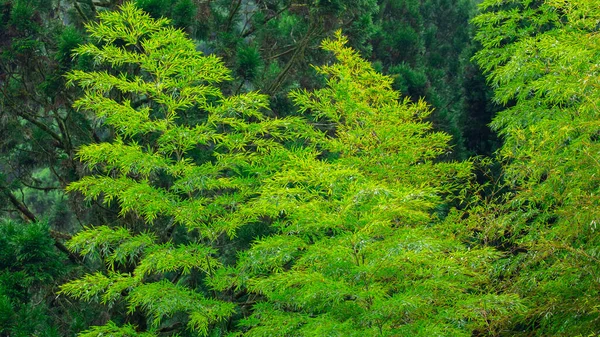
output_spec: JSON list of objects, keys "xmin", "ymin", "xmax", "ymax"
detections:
[{"xmin": 0, "ymin": 0, "xmax": 598, "ymax": 336}]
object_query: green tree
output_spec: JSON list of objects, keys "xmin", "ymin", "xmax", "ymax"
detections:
[
  {"xmin": 201, "ymin": 0, "xmax": 379, "ymax": 109},
  {"xmin": 213, "ymin": 32, "xmax": 522, "ymax": 336},
  {"xmin": 472, "ymin": 0, "xmax": 600, "ymax": 334},
  {"xmin": 58, "ymin": 4, "xmax": 523, "ymax": 335},
  {"xmin": 58, "ymin": 3, "xmax": 316, "ymax": 335},
  {"xmin": 0, "ymin": 0, "xmax": 90, "ymax": 229},
  {"xmin": 0, "ymin": 219, "xmax": 97, "ymax": 336},
  {"xmin": 372, "ymin": 0, "xmax": 479, "ymax": 158},
  {"xmin": 0, "ymin": 2, "xmax": 114, "ymax": 334}
]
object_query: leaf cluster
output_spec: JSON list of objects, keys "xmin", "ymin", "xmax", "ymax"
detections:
[{"xmin": 472, "ymin": 0, "xmax": 600, "ymax": 334}]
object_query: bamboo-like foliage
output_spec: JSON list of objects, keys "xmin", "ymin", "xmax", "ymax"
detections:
[
  {"xmin": 472, "ymin": 0, "xmax": 600, "ymax": 334},
  {"xmin": 210, "ymin": 32, "xmax": 523, "ymax": 336},
  {"xmin": 59, "ymin": 3, "xmax": 317, "ymax": 335},
  {"xmin": 59, "ymin": 3, "xmax": 525, "ymax": 335}
]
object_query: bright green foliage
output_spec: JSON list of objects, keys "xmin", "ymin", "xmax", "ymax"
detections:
[
  {"xmin": 0, "ymin": 1, "xmax": 534, "ymax": 335},
  {"xmin": 59, "ymin": 3, "xmax": 315, "ymax": 335},
  {"xmin": 472, "ymin": 0, "xmax": 600, "ymax": 334},
  {"xmin": 214, "ymin": 32, "xmax": 522, "ymax": 336},
  {"xmin": 77, "ymin": 321, "xmax": 157, "ymax": 337}
]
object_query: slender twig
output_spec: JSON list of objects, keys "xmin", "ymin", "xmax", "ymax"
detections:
[
  {"xmin": 241, "ymin": 4, "xmax": 291, "ymax": 38},
  {"xmin": 20, "ymin": 180, "xmax": 61, "ymax": 192}
]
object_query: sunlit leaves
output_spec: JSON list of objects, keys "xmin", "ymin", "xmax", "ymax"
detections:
[
  {"xmin": 62, "ymin": 3, "xmax": 304, "ymax": 335},
  {"xmin": 78, "ymin": 321, "xmax": 157, "ymax": 337},
  {"xmin": 472, "ymin": 0, "xmax": 600, "ymax": 334},
  {"xmin": 84, "ymin": 3, "xmax": 169, "ymax": 45},
  {"xmin": 127, "ymin": 280, "xmax": 235, "ymax": 330},
  {"xmin": 232, "ymin": 33, "xmax": 519, "ymax": 335},
  {"xmin": 135, "ymin": 242, "xmax": 218, "ymax": 277},
  {"xmin": 77, "ymin": 140, "xmax": 171, "ymax": 177},
  {"xmin": 72, "ymin": 94, "xmax": 166, "ymax": 137}
]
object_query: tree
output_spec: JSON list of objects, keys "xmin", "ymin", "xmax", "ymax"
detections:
[
  {"xmin": 196, "ymin": 0, "xmax": 379, "ymax": 114},
  {"xmin": 372, "ymin": 0, "xmax": 480, "ymax": 158},
  {"xmin": 59, "ymin": 3, "xmax": 316, "ymax": 335},
  {"xmin": 0, "ymin": 220, "xmax": 66, "ymax": 336},
  {"xmin": 0, "ymin": 0, "xmax": 91, "ymax": 230},
  {"xmin": 472, "ymin": 0, "xmax": 600, "ymax": 334},
  {"xmin": 212, "ymin": 32, "xmax": 522, "ymax": 336},
  {"xmin": 57, "ymin": 3, "xmax": 525, "ymax": 335}
]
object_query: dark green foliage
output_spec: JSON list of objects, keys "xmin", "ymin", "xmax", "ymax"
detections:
[
  {"xmin": 372, "ymin": 0, "xmax": 480, "ymax": 158},
  {"xmin": 0, "ymin": 0, "xmax": 94, "ymax": 232},
  {"xmin": 199, "ymin": 0, "xmax": 379, "ymax": 111},
  {"xmin": 0, "ymin": 293, "xmax": 11, "ymax": 331},
  {"xmin": 172, "ymin": 0, "xmax": 195, "ymax": 29},
  {"xmin": 460, "ymin": 61, "xmax": 500, "ymax": 156},
  {"xmin": 389, "ymin": 63, "xmax": 428, "ymax": 98},
  {"xmin": 135, "ymin": 0, "xmax": 197, "ymax": 30},
  {"xmin": 0, "ymin": 221, "xmax": 62, "ymax": 281},
  {"xmin": 57, "ymin": 26, "xmax": 84, "ymax": 64},
  {"xmin": 236, "ymin": 45, "xmax": 263, "ymax": 82},
  {"xmin": 0, "ymin": 2, "xmax": 114, "ymax": 334},
  {"xmin": 134, "ymin": 0, "xmax": 170, "ymax": 18},
  {"xmin": 0, "ymin": 220, "xmax": 65, "ymax": 336},
  {"xmin": 8, "ymin": 0, "xmax": 37, "ymax": 32}
]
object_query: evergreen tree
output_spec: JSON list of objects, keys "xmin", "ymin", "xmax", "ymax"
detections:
[
  {"xmin": 0, "ymin": 0, "xmax": 90, "ymax": 229},
  {"xmin": 201, "ymin": 0, "xmax": 379, "ymax": 112},
  {"xmin": 372, "ymin": 0, "xmax": 480, "ymax": 158},
  {"xmin": 0, "ymin": 220, "xmax": 65, "ymax": 336}
]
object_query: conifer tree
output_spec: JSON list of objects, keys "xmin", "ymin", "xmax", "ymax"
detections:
[
  {"xmin": 0, "ymin": 0, "xmax": 89, "ymax": 230},
  {"xmin": 0, "ymin": 220, "xmax": 67, "ymax": 336}
]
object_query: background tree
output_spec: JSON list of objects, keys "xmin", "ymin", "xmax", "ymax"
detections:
[
  {"xmin": 372, "ymin": 0, "xmax": 488, "ymax": 158},
  {"xmin": 0, "ymin": 0, "xmax": 91, "ymax": 230},
  {"xmin": 0, "ymin": 3, "xmax": 109, "ymax": 333},
  {"xmin": 0, "ymin": 220, "xmax": 65, "ymax": 336},
  {"xmin": 199, "ymin": 0, "xmax": 379, "ymax": 115}
]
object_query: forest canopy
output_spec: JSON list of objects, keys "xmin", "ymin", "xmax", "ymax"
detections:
[{"xmin": 0, "ymin": 0, "xmax": 598, "ymax": 336}]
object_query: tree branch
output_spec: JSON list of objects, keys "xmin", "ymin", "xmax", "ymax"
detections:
[
  {"xmin": 1, "ymin": 185, "xmax": 37, "ymax": 222},
  {"xmin": 0, "ymin": 185, "xmax": 81, "ymax": 263},
  {"xmin": 241, "ymin": 4, "xmax": 291, "ymax": 38}
]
